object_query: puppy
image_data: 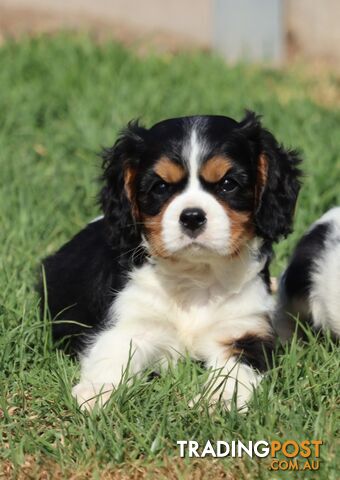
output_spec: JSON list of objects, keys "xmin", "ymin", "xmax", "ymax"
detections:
[
  {"xmin": 40, "ymin": 113, "xmax": 302, "ymax": 410},
  {"xmin": 275, "ymin": 207, "xmax": 340, "ymax": 340}
]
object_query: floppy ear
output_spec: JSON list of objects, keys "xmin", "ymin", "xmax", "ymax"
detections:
[
  {"xmin": 240, "ymin": 112, "xmax": 303, "ymax": 242},
  {"xmin": 99, "ymin": 121, "xmax": 148, "ymax": 260}
]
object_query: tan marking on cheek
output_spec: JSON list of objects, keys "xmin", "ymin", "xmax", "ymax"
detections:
[
  {"xmin": 142, "ymin": 197, "xmax": 177, "ymax": 258},
  {"xmin": 255, "ymin": 154, "xmax": 268, "ymax": 207},
  {"xmin": 154, "ymin": 157, "xmax": 186, "ymax": 183},
  {"xmin": 223, "ymin": 206, "xmax": 254, "ymax": 255},
  {"xmin": 143, "ymin": 213, "xmax": 165, "ymax": 257},
  {"xmin": 200, "ymin": 156, "xmax": 233, "ymax": 183},
  {"xmin": 124, "ymin": 167, "xmax": 139, "ymax": 218}
]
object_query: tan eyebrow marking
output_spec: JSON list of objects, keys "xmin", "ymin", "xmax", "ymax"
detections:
[
  {"xmin": 154, "ymin": 156, "xmax": 186, "ymax": 183},
  {"xmin": 200, "ymin": 156, "xmax": 233, "ymax": 183}
]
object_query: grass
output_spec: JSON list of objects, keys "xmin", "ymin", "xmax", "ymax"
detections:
[{"xmin": 0, "ymin": 34, "xmax": 339, "ymax": 479}]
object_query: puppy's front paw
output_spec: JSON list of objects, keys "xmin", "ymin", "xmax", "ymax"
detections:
[
  {"xmin": 189, "ymin": 393, "xmax": 242, "ymax": 412},
  {"xmin": 209, "ymin": 388, "xmax": 250, "ymax": 413},
  {"xmin": 72, "ymin": 382, "xmax": 114, "ymax": 411},
  {"xmin": 189, "ymin": 377, "xmax": 252, "ymax": 413}
]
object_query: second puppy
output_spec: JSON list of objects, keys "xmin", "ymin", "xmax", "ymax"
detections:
[{"xmin": 276, "ymin": 207, "xmax": 340, "ymax": 340}]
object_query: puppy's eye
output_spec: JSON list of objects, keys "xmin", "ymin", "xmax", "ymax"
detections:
[
  {"xmin": 152, "ymin": 180, "xmax": 169, "ymax": 195},
  {"xmin": 219, "ymin": 176, "xmax": 239, "ymax": 193}
]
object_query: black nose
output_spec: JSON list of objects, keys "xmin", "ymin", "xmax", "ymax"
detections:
[{"xmin": 179, "ymin": 208, "xmax": 207, "ymax": 237}]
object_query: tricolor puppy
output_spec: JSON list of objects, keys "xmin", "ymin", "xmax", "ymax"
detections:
[
  {"xmin": 41, "ymin": 113, "xmax": 302, "ymax": 411},
  {"xmin": 275, "ymin": 207, "xmax": 340, "ymax": 341}
]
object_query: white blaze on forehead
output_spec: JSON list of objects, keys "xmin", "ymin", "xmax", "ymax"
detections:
[{"xmin": 186, "ymin": 129, "xmax": 201, "ymax": 189}]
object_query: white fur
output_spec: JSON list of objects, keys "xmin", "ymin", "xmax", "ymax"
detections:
[
  {"xmin": 72, "ymin": 239, "xmax": 274, "ymax": 411},
  {"xmin": 89, "ymin": 215, "xmax": 104, "ymax": 224},
  {"xmin": 187, "ymin": 130, "xmax": 201, "ymax": 188},
  {"xmin": 309, "ymin": 207, "xmax": 340, "ymax": 336}
]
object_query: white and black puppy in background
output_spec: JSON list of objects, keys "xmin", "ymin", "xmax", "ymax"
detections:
[
  {"xmin": 275, "ymin": 207, "xmax": 340, "ymax": 341},
  {"xmin": 40, "ymin": 113, "xmax": 302, "ymax": 411}
]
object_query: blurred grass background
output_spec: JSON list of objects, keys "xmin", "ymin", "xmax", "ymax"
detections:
[{"xmin": 0, "ymin": 35, "xmax": 339, "ymax": 479}]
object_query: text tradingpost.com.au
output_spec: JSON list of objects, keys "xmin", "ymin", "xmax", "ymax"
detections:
[{"xmin": 177, "ymin": 440, "xmax": 323, "ymax": 472}]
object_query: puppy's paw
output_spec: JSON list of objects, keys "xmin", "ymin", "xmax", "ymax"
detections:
[
  {"xmin": 189, "ymin": 391, "xmax": 249, "ymax": 413},
  {"xmin": 189, "ymin": 379, "xmax": 251, "ymax": 413},
  {"xmin": 210, "ymin": 390, "xmax": 249, "ymax": 413},
  {"xmin": 72, "ymin": 382, "xmax": 114, "ymax": 411}
]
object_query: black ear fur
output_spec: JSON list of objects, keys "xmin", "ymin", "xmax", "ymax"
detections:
[
  {"xmin": 99, "ymin": 120, "xmax": 148, "ymax": 263},
  {"xmin": 240, "ymin": 111, "xmax": 303, "ymax": 242}
]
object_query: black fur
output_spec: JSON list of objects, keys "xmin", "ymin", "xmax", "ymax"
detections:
[
  {"xmin": 233, "ymin": 332, "xmax": 275, "ymax": 372},
  {"xmin": 239, "ymin": 112, "xmax": 302, "ymax": 242},
  {"xmin": 99, "ymin": 121, "xmax": 148, "ymax": 266},
  {"xmin": 39, "ymin": 113, "xmax": 302, "ymax": 354},
  {"xmin": 40, "ymin": 219, "xmax": 130, "ymax": 352},
  {"xmin": 282, "ymin": 222, "xmax": 330, "ymax": 301}
]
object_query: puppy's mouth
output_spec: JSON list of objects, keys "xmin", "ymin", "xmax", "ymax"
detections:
[
  {"xmin": 183, "ymin": 242, "xmax": 206, "ymax": 252},
  {"xmin": 176, "ymin": 240, "xmax": 226, "ymax": 257}
]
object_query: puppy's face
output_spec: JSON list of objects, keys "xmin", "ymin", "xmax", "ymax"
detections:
[
  {"xmin": 127, "ymin": 117, "xmax": 259, "ymax": 258},
  {"xmin": 101, "ymin": 114, "xmax": 302, "ymax": 261}
]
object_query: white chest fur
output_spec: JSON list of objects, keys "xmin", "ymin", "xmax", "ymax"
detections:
[{"xmin": 110, "ymin": 246, "xmax": 274, "ymax": 361}]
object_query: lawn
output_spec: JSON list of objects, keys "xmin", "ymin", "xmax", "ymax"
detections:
[{"xmin": 0, "ymin": 35, "xmax": 339, "ymax": 479}]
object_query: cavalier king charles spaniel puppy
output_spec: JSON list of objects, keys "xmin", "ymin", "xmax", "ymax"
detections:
[
  {"xmin": 40, "ymin": 112, "xmax": 302, "ymax": 411},
  {"xmin": 275, "ymin": 207, "xmax": 340, "ymax": 341}
]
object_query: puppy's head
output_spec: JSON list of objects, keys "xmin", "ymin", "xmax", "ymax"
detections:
[{"xmin": 100, "ymin": 113, "xmax": 302, "ymax": 262}]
